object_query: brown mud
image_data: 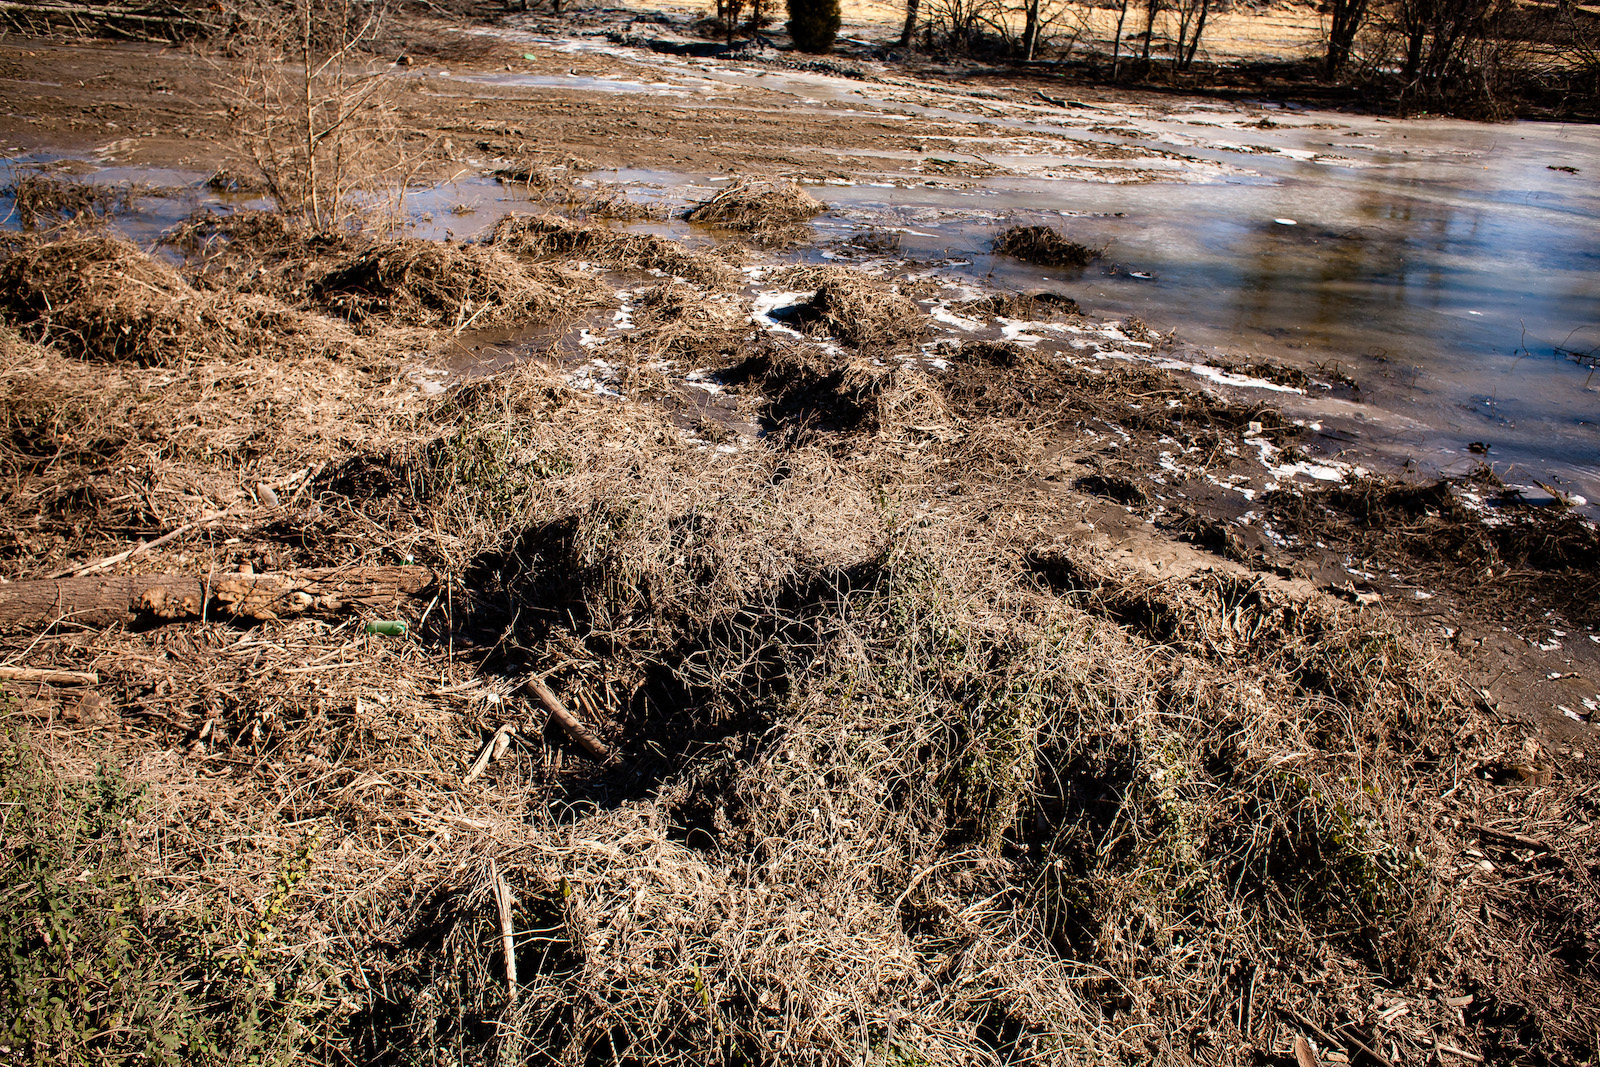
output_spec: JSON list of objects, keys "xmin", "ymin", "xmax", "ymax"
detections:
[{"xmin": 1, "ymin": 7, "xmax": 1598, "ymax": 1067}]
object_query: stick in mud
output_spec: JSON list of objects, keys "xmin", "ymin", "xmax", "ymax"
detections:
[{"xmin": 524, "ymin": 676, "xmax": 612, "ymax": 761}]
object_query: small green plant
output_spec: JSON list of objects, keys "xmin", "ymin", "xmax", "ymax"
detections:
[
  {"xmin": 786, "ymin": 0, "xmax": 841, "ymax": 52},
  {"xmin": 0, "ymin": 726, "xmax": 341, "ymax": 1066}
]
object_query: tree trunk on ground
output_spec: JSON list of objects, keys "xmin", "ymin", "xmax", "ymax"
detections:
[
  {"xmin": 0, "ymin": 566, "xmax": 437, "ymax": 630},
  {"xmin": 899, "ymin": 0, "xmax": 920, "ymax": 46}
]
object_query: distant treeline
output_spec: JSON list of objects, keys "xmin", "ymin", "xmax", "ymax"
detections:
[{"xmin": 896, "ymin": 0, "xmax": 1600, "ymax": 119}]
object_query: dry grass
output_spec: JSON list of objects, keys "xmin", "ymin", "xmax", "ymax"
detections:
[
  {"xmin": 488, "ymin": 212, "xmax": 734, "ymax": 288},
  {"xmin": 767, "ymin": 266, "xmax": 927, "ymax": 350},
  {"xmin": 0, "ymin": 174, "xmax": 142, "ymax": 229},
  {"xmin": 1, "ymin": 222, "xmax": 1597, "ymax": 1067},
  {"xmin": 0, "ymin": 231, "xmax": 362, "ymax": 365},
  {"xmin": 313, "ymin": 237, "xmax": 610, "ymax": 331},
  {"xmin": 957, "ymin": 290, "xmax": 1084, "ymax": 320},
  {"xmin": 494, "ymin": 161, "xmax": 669, "ymax": 222},
  {"xmin": 684, "ymin": 178, "xmax": 827, "ymax": 241},
  {"xmin": 992, "ymin": 225, "xmax": 1104, "ymax": 269}
]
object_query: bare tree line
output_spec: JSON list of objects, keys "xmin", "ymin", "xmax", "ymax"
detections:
[{"xmin": 891, "ymin": 0, "xmax": 1599, "ymax": 116}]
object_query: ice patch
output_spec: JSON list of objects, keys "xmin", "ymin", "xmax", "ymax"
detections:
[
  {"xmin": 931, "ymin": 305, "xmax": 982, "ymax": 331},
  {"xmin": 1175, "ymin": 361, "xmax": 1304, "ymax": 394}
]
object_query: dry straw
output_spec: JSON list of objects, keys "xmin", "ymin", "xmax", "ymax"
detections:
[{"xmin": 1, "ymin": 217, "xmax": 1596, "ymax": 1067}]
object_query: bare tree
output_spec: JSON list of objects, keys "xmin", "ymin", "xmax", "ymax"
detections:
[
  {"xmin": 1110, "ymin": 0, "xmax": 1132, "ymax": 75},
  {"xmin": 1021, "ymin": 0, "xmax": 1041, "ymax": 58},
  {"xmin": 1172, "ymin": 0, "xmax": 1210, "ymax": 68},
  {"xmin": 1139, "ymin": 0, "xmax": 1162, "ymax": 64},
  {"xmin": 1325, "ymin": 0, "xmax": 1372, "ymax": 75},
  {"xmin": 900, "ymin": 0, "xmax": 920, "ymax": 46},
  {"xmin": 226, "ymin": 0, "xmax": 416, "ymax": 231}
]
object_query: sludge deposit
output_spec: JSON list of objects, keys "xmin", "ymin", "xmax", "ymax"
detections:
[{"xmin": 1, "ymin": 60, "xmax": 1597, "ymax": 1067}]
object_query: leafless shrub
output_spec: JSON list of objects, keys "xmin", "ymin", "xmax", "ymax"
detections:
[{"xmin": 220, "ymin": 0, "xmax": 419, "ymax": 231}]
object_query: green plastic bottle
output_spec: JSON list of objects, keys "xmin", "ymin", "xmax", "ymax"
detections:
[{"xmin": 364, "ymin": 620, "xmax": 408, "ymax": 637}]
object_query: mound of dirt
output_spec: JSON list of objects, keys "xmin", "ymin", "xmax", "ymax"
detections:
[
  {"xmin": 683, "ymin": 177, "xmax": 825, "ymax": 239},
  {"xmin": 487, "ymin": 212, "xmax": 732, "ymax": 288},
  {"xmin": 993, "ymin": 224, "xmax": 1103, "ymax": 268},
  {"xmin": 314, "ymin": 237, "xmax": 608, "ymax": 329}
]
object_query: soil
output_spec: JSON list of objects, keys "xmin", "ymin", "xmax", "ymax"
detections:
[{"xmin": 2, "ymin": 5, "xmax": 1598, "ymax": 1067}]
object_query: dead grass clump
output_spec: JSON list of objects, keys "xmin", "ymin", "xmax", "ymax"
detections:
[
  {"xmin": 164, "ymin": 208, "xmax": 314, "ymax": 262},
  {"xmin": 626, "ymin": 281, "xmax": 752, "ymax": 363},
  {"xmin": 683, "ymin": 177, "xmax": 825, "ymax": 239},
  {"xmin": 993, "ymin": 225, "xmax": 1103, "ymax": 268},
  {"xmin": 631, "ymin": 281, "xmax": 739, "ymax": 330},
  {"xmin": 1, "ymin": 174, "xmax": 139, "ymax": 229},
  {"xmin": 727, "ymin": 338, "xmax": 946, "ymax": 438},
  {"xmin": 495, "ymin": 162, "xmax": 668, "ymax": 221},
  {"xmin": 205, "ymin": 167, "xmax": 273, "ymax": 195},
  {"xmin": 940, "ymin": 353, "xmax": 1297, "ymax": 451},
  {"xmin": 768, "ymin": 267, "xmax": 926, "ymax": 350},
  {"xmin": 314, "ymin": 237, "xmax": 608, "ymax": 330},
  {"xmin": 957, "ymin": 290, "xmax": 1083, "ymax": 320},
  {"xmin": 488, "ymin": 212, "xmax": 732, "ymax": 288},
  {"xmin": 0, "ymin": 315, "xmax": 407, "ymax": 577},
  {"xmin": 0, "ymin": 233, "xmax": 358, "ymax": 365},
  {"xmin": 1261, "ymin": 473, "xmax": 1600, "ymax": 627},
  {"xmin": 955, "ymin": 338, "xmax": 1046, "ymax": 368}
]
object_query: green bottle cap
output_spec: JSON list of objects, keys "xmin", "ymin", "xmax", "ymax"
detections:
[{"xmin": 364, "ymin": 620, "xmax": 408, "ymax": 637}]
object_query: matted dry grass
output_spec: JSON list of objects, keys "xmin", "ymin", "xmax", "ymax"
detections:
[
  {"xmin": 684, "ymin": 178, "xmax": 826, "ymax": 242},
  {"xmin": 315, "ymin": 237, "xmax": 610, "ymax": 331},
  {"xmin": 766, "ymin": 265, "xmax": 927, "ymax": 350},
  {"xmin": 488, "ymin": 212, "xmax": 735, "ymax": 288},
  {"xmin": 992, "ymin": 225, "xmax": 1104, "ymax": 269},
  {"xmin": 0, "ymin": 232, "xmax": 363, "ymax": 365},
  {"xmin": 2, "ymin": 219, "xmax": 1597, "ymax": 1067}
]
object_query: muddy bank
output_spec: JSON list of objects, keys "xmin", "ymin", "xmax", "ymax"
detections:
[{"xmin": 1, "ymin": 171, "xmax": 1598, "ymax": 1067}]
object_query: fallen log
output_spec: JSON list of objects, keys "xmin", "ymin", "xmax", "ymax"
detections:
[{"xmin": 0, "ymin": 566, "xmax": 436, "ymax": 630}]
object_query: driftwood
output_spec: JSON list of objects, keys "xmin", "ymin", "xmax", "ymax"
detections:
[
  {"xmin": 0, "ymin": 1, "xmax": 213, "ymax": 38},
  {"xmin": 0, "ymin": 566, "xmax": 436, "ymax": 630}
]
